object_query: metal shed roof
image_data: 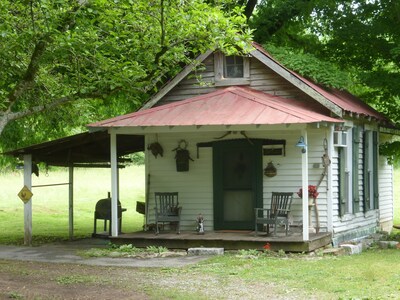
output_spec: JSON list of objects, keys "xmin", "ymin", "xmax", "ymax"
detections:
[
  {"xmin": 251, "ymin": 43, "xmax": 390, "ymax": 123},
  {"xmin": 89, "ymin": 86, "xmax": 342, "ymax": 129},
  {"xmin": 4, "ymin": 131, "xmax": 144, "ymax": 167}
]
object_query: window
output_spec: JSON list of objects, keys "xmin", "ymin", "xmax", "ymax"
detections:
[
  {"xmin": 214, "ymin": 52, "xmax": 250, "ymax": 86},
  {"xmin": 224, "ymin": 56, "xmax": 244, "ymax": 78}
]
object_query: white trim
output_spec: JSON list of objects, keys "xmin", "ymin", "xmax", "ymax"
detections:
[
  {"xmin": 141, "ymin": 50, "xmax": 214, "ymax": 110},
  {"xmin": 250, "ymin": 50, "xmax": 343, "ymax": 117},
  {"xmin": 107, "ymin": 124, "xmax": 310, "ymax": 135},
  {"xmin": 346, "ymin": 128, "xmax": 353, "ymax": 214},
  {"xmin": 23, "ymin": 154, "xmax": 33, "ymax": 246},
  {"xmin": 110, "ymin": 131, "xmax": 119, "ymax": 236},
  {"xmin": 301, "ymin": 129, "xmax": 309, "ymax": 241},
  {"xmin": 68, "ymin": 166, "xmax": 74, "ymax": 240},
  {"xmin": 327, "ymin": 125, "xmax": 334, "ymax": 232}
]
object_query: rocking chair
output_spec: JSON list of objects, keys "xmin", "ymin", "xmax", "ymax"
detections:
[
  {"xmin": 255, "ymin": 192, "xmax": 293, "ymax": 236},
  {"xmin": 154, "ymin": 192, "xmax": 182, "ymax": 234}
]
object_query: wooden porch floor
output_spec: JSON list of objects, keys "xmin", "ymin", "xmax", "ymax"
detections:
[{"xmin": 105, "ymin": 227, "xmax": 332, "ymax": 252}]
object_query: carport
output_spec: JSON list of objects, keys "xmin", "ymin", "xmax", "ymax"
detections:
[{"xmin": 4, "ymin": 131, "xmax": 144, "ymax": 245}]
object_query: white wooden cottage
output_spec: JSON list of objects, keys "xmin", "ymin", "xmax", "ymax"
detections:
[{"xmin": 88, "ymin": 43, "xmax": 397, "ymax": 246}]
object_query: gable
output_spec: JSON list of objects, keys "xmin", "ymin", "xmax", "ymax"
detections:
[{"xmin": 140, "ymin": 43, "xmax": 393, "ymax": 127}]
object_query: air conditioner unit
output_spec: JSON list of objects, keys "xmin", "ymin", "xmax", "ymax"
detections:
[{"xmin": 333, "ymin": 131, "xmax": 348, "ymax": 147}]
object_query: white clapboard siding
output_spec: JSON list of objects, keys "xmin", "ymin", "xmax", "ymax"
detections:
[
  {"xmin": 379, "ymin": 156, "xmax": 394, "ymax": 228},
  {"xmin": 330, "ymin": 133, "xmax": 381, "ymax": 242},
  {"xmin": 146, "ymin": 130, "xmax": 331, "ymax": 231},
  {"xmin": 147, "ymin": 132, "xmax": 214, "ymax": 231},
  {"xmin": 159, "ymin": 55, "xmax": 217, "ymax": 105},
  {"xmin": 159, "ymin": 55, "xmax": 318, "ymax": 106}
]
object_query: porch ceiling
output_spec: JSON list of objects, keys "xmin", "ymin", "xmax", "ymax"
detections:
[
  {"xmin": 3, "ymin": 130, "xmax": 144, "ymax": 167},
  {"xmin": 88, "ymin": 86, "xmax": 343, "ymax": 130}
]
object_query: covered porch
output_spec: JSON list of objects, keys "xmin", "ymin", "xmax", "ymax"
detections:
[{"xmin": 89, "ymin": 86, "xmax": 343, "ymax": 246}]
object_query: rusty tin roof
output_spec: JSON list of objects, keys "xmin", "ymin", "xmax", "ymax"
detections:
[{"xmin": 89, "ymin": 86, "xmax": 342, "ymax": 129}]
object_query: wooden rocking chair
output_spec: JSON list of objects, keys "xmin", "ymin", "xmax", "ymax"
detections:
[
  {"xmin": 154, "ymin": 192, "xmax": 182, "ymax": 234},
  {"xmin": 255, "ymin": 192, "xmax": 293, "ymax": 236}
]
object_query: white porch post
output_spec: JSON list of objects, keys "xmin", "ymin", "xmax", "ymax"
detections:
[
  {"xmin": 23, "ymin": 154, "xmax": 33, "ymax": 246},
  {"xmin": 327, "ymin": 125, "xmax": 334, "ymax": 232},
  {"xmin": 301, "ymin": 129, "xmax": 309, "ymax": 241},
  {"xmin": 110, "ymin": 130, "xmax": 119, "ymax": 236},
  {"xmin": 68, "ymin": 166, "xmax": 74, "ymax": 240}
]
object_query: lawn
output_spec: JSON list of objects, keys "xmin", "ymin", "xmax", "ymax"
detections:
[
  {"xmin": 0, "ymin": 165, "xmax": 145, "ymax": 244},
  {"xmin": 1, "ymin": 166, "xmax": 400, "ymax": 299}
]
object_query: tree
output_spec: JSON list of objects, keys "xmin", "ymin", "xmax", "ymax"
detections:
[
  {"xmin": 0, "ymin": 0, "xmax": 251, "ymax": 150},
  {"xmin": 248, "ymin": 0, "xmax": 400, "ymax": 160}
]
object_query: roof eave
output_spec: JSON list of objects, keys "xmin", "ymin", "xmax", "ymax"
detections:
[
  {"xmin": 250, "ymin": 49, "xmax": 343, "ymax": 117},
  {"xmin": 140, "ymin": 49, "xmax": 214, "ymax": 110}
]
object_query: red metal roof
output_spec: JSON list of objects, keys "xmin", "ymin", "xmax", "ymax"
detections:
[
  {"xmin": 252, "ymin": 43, "xmax": 389, "ymax": 123},
  {"xmin": 89, "ymin": 86, "xmax": 342, "ymax": 129}
]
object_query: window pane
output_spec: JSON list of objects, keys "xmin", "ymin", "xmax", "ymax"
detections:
[{"xmin": 224, "ymin": 56, "xmax": 244, "ymax": 78}]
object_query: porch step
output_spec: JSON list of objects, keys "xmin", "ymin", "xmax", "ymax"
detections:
[{"xmin": 188, "ymin": 247, "xmax": 224, "ymax": 256}]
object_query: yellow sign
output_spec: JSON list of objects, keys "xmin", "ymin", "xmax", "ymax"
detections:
[{"xmin": 18, "ymin": 186, "xmax": 33, "ymax": 203}]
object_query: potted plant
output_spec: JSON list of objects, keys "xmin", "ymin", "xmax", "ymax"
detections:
[{"xmin": 297, "ymin": 185, "xmax": 319, "ymax": 205}]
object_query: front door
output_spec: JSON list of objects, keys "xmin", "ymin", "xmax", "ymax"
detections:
[{"xmin": 213, "ymin": 139, "xmax": 262, "ymax": 230}]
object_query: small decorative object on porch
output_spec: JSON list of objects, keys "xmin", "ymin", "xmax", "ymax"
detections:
[
  {"xmin": 264, "ymin": 161, "xmax": 277, "ymax": 177},
  {"xmin": 197, "ymin": 213, "xmax": 205, "ymax": 234},
  {"xmin": 172, "ymin": 139, "xmax": 194, "ymax": 172},
  {"xmin": 297, "ymin": 185, "xmax": 319, "ymax": 200},
  {"xmin": 147, "ymin": 142, "xmax": 164, "ymax": 158},
  {"xmin": 297, "ymin": 185, "xmax": 319, "ymax": 233}
]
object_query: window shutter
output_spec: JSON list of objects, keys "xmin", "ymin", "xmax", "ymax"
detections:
[
  {"xmin": 372, "ymin": 131, "xmax": 379, "ymax": 209},
  {"xmin": 363, "ymin": 131, "xmax": 370, "ymax": 213},
  {"xmin": 338, "ymin": 147, "xmax": 346, "ymax": 216},
  {"xmin": 352, "ymin": 127, "xmax": 360, "ymax": 213}
]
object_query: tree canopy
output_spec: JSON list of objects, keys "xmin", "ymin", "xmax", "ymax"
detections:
[
  {"xmin": 247, "ymin": 0, "xmax": 400, "ymax": 161},
  {"xmin": 2, "ymin": 0, "xmax": 400, "ymax": 163},
  {"xmin": 0, "ymin": 0, "xmax": 251, "ymax": 155}
]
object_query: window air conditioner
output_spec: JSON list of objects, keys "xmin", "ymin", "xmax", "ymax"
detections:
[{"xmin": 333, "ymin": 131, "xmax": 348, "ymax": 147}]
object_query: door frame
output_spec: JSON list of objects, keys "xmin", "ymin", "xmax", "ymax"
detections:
[{"xmin": 213, "ymin": 139, "xmax": 263, "ymax": 230}]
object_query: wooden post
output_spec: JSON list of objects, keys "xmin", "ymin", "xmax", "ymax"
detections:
[
  {"xmin": 301, "ymin": 130, "xmax": 309, "ymax": 241},
  {"xmin": 68, "ymin": 166, "xmax": 74, "ymax": 241},
  {"xmin": 110, "ymin": 130, "xmax": 119, "ymax": 236},
  {"xmin": 23, "ymin": 154, "xmax": 33, "ymax": 246}
]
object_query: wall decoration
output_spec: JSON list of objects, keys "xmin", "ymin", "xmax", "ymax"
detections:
[
  {"xmin": 173, "ymin": 140, "xmax": 194, "ymax": 172},
  {"xmin": 264, "ymin": 161, "xmax": 277, "ymax": 177},
  {"xmin": 147, "ymin": 142, "xmax": 164, "ymax": 158}
]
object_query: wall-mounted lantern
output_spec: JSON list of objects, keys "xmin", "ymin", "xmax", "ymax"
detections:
[{"xmin": 296, "ymin": 136, "xmax": 307, "ymax": 153}]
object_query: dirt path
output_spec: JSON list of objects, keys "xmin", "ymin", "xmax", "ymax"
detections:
[{"xmin": 0, "ymin": 260, "xmax": 149, "ymax": 300}]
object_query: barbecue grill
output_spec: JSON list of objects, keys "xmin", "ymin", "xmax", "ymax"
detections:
[{"xmin": 93, "ymin": 195, "xmax": 126, "ymax": 236}]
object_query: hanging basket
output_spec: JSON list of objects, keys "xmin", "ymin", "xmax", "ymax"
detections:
[{"xmin": 264, "ymin": 162, "xmax": 277, "ymax": 177}]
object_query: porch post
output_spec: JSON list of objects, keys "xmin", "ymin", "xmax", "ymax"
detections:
[
  {"xmin": 68, "ymin": 166, "xmax": 74, "ymax": 241},
  {"xmin": 301, "ymin": 129, "xmax": 309, "ymax": 241},
  {"xmin": 327, "ymin": 125, "xmax": 334, "ymax": 232},
  {"xmin": 23, "ymin": 154, "xmax": 33, "ymax": 246},
  {"xmin": 110, "ymin": 130, "xmax": 119, "ymax": 237}
]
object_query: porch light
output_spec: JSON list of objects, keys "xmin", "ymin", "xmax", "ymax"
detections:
[{"xmin": 296, "ymin": 136, "xmax": 307, "ymax": 153}]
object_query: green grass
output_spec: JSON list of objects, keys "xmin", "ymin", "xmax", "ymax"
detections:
[
  {"xmin": 191, "ymin": 249, "xmax": 400, "ymax": 299},
  {"xmin": 1, "ymin": 166, "xmax": 400, "ymax": 299},
  {"xmin": 0, "ymin": 166, "xmax": 145, "ymax": 245}
]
